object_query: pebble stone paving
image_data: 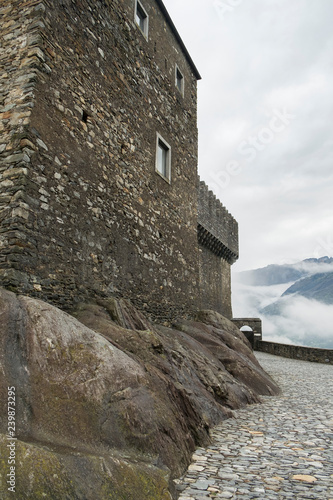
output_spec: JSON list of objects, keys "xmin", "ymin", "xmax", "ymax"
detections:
[{"xmin": 175, "ymin": 352, "xmax": 333, "ymax": 499}]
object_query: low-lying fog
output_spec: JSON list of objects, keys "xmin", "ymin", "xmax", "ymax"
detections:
[{"xmin": 232, "ymin": 280, "xmax": 333, "ymax": 349}]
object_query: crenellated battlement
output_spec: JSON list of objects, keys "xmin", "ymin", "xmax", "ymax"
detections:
[{"xmin": 198, "ymin": 179, "xmax": 239, "ymax": 264}]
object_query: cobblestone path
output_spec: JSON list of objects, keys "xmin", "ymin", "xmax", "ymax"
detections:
[{"xmin": 176, "ymin": 352, "xmax": 333, "ymax": 499}]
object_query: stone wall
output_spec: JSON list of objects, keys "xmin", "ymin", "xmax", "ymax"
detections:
[
  {"xmin": 0, "ymin": 0, "xmax": 239, "ymax": 322},
  {"xmin": 198, "ymin": 180, "xmax": 238, "ymax": 262},
  {"xmin": 198, "ymin": 180, "xmax": 238, "ymax": 318},
  {"xmin": 255, "ymin": 340, "xmax": 333, "ymax": 365},
  {"xmin": 232, "ymin": 318, "xmax": 262, "ymax": 338},
  {"xmin": 198, "ymin": 245, "xmax": 232, "ymax": 318},
  {"xmin": 0, "ymin": 0, "xmax": 202, "ymax": 321},
  {"xmin": 0, "ymin": 0, "xmax": 48, "ymax": 294}
]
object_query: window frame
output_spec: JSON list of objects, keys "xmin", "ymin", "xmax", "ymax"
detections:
[
  {"xmin": 135, "ymin": 0, "xmax": 149, "ymax": 40},
  {"xmin": 155, "ymin": 133, "xmax": 172, "ymax": 183},
  {"xmin": 175, "ymin": 65, "xmax": 185, "ymax": 97}
]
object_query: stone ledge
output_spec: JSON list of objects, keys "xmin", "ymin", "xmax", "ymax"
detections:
[
  {"xmin": 198, "ymin": 223, "xmax": 238, "ymax": 264},
  {"xmin": 255, "ymin": 340, "xmax": 333, "ymax": 365}
]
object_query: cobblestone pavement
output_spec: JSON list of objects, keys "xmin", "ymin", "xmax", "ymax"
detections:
[{"xmin": 175, "ymin": 352, "xmax": 333, "ymax": 499}]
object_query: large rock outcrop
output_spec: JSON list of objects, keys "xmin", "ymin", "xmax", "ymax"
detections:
[{"xmin": 0, "ymin": 289, "xmax": 279, "ymax": 499}]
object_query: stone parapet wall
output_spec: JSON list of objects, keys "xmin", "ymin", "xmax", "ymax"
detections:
[
  {"xmin": 198, "ymin": 180, "xmax": 238, "ymax": 263},
  {"xmin": 232, "ymin": 318, "xmax": 262, "ymax": 338},
  {"xmin": 255, "ymin": 340, "xmax": 333, "ymax": 365}
]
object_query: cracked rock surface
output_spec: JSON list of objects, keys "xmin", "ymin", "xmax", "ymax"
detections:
[{"xmin": 0, "ymin": 289, "xmax": 278, "ymax": 499}]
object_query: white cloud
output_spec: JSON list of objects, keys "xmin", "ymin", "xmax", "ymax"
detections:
[
  {"xmin": 232, "ymin": 281, "xmax": 293, "ymax": 316},
  {"xmin": 164, "ymin": 0, "xmax": 333, "ymax": 271},
  {"xmin": 232, "ymin": 280, "xmax": 333, "ymax": 348}
]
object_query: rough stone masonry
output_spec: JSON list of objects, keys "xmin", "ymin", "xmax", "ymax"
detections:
[{"xmin": 0, "ymin": 0, "xmax": 238, "ymax": 322}]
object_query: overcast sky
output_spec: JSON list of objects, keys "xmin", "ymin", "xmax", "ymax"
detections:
[{"xmin": 164, "ymin": 0, "xmax": 333, "ymax": 272}]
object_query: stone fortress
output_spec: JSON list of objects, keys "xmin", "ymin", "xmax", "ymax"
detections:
[
  {"xmin": 2, "ymin": 3, "xmax": 332, "ymax": 499},
  {"xmin": 0, "ymin": 0, "xmax": 239, "ymax": 323}
]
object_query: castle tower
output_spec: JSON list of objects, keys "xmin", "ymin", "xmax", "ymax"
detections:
[
  {"xmin": 0, "ymin": 0, "xmax": 238, "ymax": 320},
  {"xmin": 197, "ymin": 180, "xmax": 239, "ymax": 318}
]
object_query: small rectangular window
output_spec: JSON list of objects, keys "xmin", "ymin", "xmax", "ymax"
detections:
[
  {"xmin": 175, "ymin": 65, "xmax": 184, "ymax": 96},
  {"xmin": 135, "ymin": 1, "xmax": 149, "ymax": 39},
  {"xmin": 156, "ymin": 133, "xmax": 171, "ymax": 183}
]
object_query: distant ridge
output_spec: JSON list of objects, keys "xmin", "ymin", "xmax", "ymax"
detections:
[
  {"xmin": 237, "ymin": 257, "xmax": 333, "ymax": 287},
  {"xmin": 282, "ymin": 271, "xmax": 333, "ymax": 304},
  {"xmin": 234, "ymin": 257, "xmax": 333, "ymax": 349},
  {"xmin": 237, "ymin": 257, "xmax": 333, "ymax": 315}
]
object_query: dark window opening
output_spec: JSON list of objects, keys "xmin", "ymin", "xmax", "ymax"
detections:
[
  {"xmin": 135, "ymin": 1, "xmax": 148, "ymax": 37},
  {"xmin": 156, "ymin": 133, "xmax": 171, "ymax": 182},
  {"xmin": 176, "ymin": 67, "xmax": 184, "ymax": 94},
  {"xmin": 157, "ymin": 139, "xmax": 168, "ymax": 178}
]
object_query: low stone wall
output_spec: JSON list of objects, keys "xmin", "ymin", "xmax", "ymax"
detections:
[
  {"xmin": 232, "ymin": 318, "xmax": 262, "ymax": 339},
  {"xmin": 255, "ymin": 340, "xmax": 333, "ymax": 365}
]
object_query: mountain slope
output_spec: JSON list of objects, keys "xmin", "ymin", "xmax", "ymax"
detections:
[
  {"xmin": 282, "ymin": 272, "xmax": 333, "ymax": 304},
  {"xmin": 238, "ymin": 257, "xmax": 333, "ymax": 288},
  {"xmin": 233, "ymin": 257, "xmax": 333, "ymax": 349},
  {"xmin": 238, "ymin": 264, "xmax": 305, "ymax": 286}
]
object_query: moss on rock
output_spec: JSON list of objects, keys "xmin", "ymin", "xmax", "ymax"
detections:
[{"xmin": 0, "ymin": 435, "xmax": 171, "ymax": 500}]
